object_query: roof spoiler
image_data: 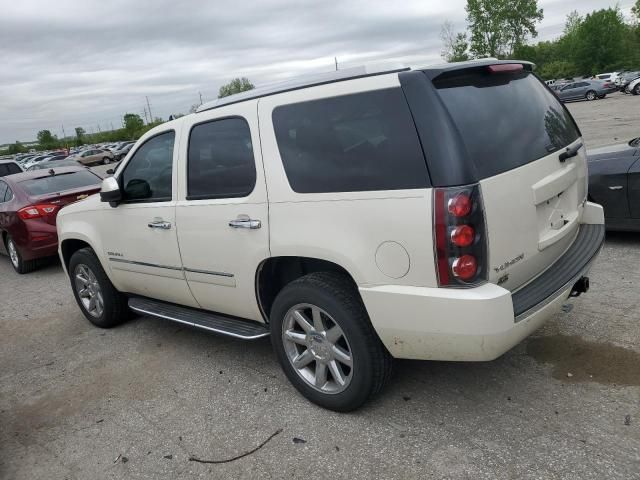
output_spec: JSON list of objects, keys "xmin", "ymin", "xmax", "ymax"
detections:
[{"xmin": 420, "ymin": 59, "xmax": 535, "ymax": 80}]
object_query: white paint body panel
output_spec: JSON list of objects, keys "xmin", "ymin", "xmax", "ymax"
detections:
[
  {"xmin": 57, "ymin": 71, "xmax": 605, "ymax": 362},
  {"xmin": 175, "ymin": 100, "xmax": 269, "ymax": 321}
]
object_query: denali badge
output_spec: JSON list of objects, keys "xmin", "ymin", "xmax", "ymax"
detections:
[{"xmin": 494, "ymin": 253, "xmax": 524, "ymax": 273}]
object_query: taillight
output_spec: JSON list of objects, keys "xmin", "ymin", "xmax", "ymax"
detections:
[
  {"xmin": 433, "ymin": 185, "xmax": 487, "ymax": 287},
  {"xmin": 17, "ymin": 204, "xmax": 60, "ymax": 220}
]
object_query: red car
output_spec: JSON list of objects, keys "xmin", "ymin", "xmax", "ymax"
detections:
[{"xmin": 0, "ymin": 167, "xmax": 102, "ymax": 273}]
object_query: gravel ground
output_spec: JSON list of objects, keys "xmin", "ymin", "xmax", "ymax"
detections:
[{"xmin": 1, "ymin": 92, "xmax": 639, "ymax": 480}]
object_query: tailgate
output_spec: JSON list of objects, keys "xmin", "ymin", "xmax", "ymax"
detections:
[{"xmin": 481, "ymin": 140, "xmax": 587, "ymax": 291}]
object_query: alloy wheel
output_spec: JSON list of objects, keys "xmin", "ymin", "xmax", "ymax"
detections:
[
  {"xmin": 74, "ymin": 264, "xmax": 104, "ymax": 318},
  {"xmin": 282, "ymin": 303, "xmax": 353, "ymax": 394},
  {"xmin": 7, "ymin": 239, "xmax": 19, "ymax": 268}
]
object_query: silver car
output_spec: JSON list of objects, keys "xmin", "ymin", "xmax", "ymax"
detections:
[{"xmin": 555, "ymin": 80, "xmax": 609, "ymax": 102}]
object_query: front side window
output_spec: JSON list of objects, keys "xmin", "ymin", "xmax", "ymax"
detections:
[
  {"xmin": 187, "ymin": 118, "xmax": 256, "ymax": 199},
  {"xmin": 121, "ymin": 131, "xmax": 175, "ymax": 202},
  {"xmin": 272, "ymin": 88, "xmax": 429, "ymax": 193}
]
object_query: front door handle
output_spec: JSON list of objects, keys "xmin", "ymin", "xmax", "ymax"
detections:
[
  {"xmin": 148, "ymin": 220, "xmax": 172, "ymax": 230},
  {"xmin": 229, "ymin": 214, "xmax": 261, "ymax": 229}
]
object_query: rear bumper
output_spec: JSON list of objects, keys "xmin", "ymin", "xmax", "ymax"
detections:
[{"xmin": 360, "ymin": 206, "xmax": 605, "ymax": 361}]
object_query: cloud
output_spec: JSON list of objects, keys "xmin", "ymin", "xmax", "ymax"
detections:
[{"xmin": 0, "ymin": 0, "xmax": 631, "ymax": 143}]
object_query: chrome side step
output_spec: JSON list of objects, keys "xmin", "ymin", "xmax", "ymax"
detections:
[{"xmin": 128, "ymin": 297, "xmax": 270, "ymax": 340}]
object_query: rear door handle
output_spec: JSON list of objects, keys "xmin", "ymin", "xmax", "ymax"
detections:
[
  {"xmin": 229, "ymin": 215, "xmax": 261, "ymax": 229},
  {"xmin": 148, "ymin": 220, "xmax": 172, "ymax": 230}
]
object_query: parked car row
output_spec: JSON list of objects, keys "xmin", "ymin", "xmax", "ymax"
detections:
[{"xmin": 546, "ymin": 70, "xmax": 640, "ymax": 102}]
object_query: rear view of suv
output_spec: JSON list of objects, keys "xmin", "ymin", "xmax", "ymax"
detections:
[{"xmin": 57, "ymin": 60, "xmax": 604, "ymax": 411}]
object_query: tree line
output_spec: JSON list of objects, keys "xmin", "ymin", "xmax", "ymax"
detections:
[
  {"xmin": 442, "ymin": 0, "xmax": 640, "ymax": 79},
  {"xmin": 1, "ymin": 77, "xmax": 256, "ymax": 156}
]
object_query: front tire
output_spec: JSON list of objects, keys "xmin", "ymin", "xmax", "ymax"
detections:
[
  {"xmin": 69, "ymin": 247, "xmax": 130, "ymax": 328},
  {"xmin": 102, "ymin": 157, "xmax": 111, "ymax": 165},
  {"xmin": 633, "ymin": 85, "xmax": 640, "ymax": 96},
  {"xmin": 5, "ymin": 235, "xmax": 39, "ymax": 274},
  {"xmin": 270, "ymin": 272, "xmax": 392, "ymax": 412}
]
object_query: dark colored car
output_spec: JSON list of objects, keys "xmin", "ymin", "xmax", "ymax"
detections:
[
  {"xmin": 587, "ymin": 137, "xmax": 640, "ymax": 231},
  {"xmin": 0, "ymin": 167, "xmax": 102, "ymax": 273}
]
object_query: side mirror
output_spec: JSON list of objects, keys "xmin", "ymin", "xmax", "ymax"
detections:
[
  {"xmin": 100, "ymin": 176, "xmax": 122, "ymax": 205},
  {"xmin": 124, "ymin": 178, "xmax": 151, "ymax": 199},
  {"xmin": 105, "ymin": 168, "xmax": 114, "ymax": 175}
]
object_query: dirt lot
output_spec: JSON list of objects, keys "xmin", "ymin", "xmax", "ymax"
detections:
[{"xmin": 1, "ymin": 93, "xmax": 639, "ymax": 480}]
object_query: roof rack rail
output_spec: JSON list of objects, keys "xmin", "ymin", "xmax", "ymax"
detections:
[{"xmin": 197, "ymin": 64, "xmax": 411, "ymax": 113}]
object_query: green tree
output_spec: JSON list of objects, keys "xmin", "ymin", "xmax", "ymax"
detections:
[
  {"xmin": 218, "ymin": 77, "xmax": 255, "ymax": 98},
  {"xmin": 123, "ymin": 113, "xmax": 144, "ymax": 139},
  {"xmin": 37, "ymin": 129, "xmax": 58, "ymax": 149},
  {"xmin": 7, "ymin": 141, "xmax": 26, "ymax": 155},
  {"xmin": 75, "ymin": 127, "xmax": 86, "ymax": 146},
  {"xmin": 466, "ymin": 0, "xmax": 543, "ymax": 58},
  {"xmin": 572, "ymin": 8, "xmax": 627, "ymax": 75},
  {"xmin": 440, "ymin": 21, "xmax": 470, "ymax": 62}
]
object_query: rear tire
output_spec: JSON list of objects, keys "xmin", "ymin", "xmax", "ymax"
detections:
[
  {"xmin": 69, "ymin": 247, "xmax": 130, "ymax": 328},
  {"xmin": 5, "ymin": 235, "xmax": 39, "ymax": 274},
  {"xmin": 270, "ymin": 272, "xmax": 392, "ymax": 412},
  {"xmin": 586, "ymin": 90, "xmax": 597, "ymax": 101}
]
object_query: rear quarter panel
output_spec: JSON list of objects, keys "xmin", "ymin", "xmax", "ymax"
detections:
[{"xmin": 258, "ymin": 74, "xmax": 438, "ymax": 288}]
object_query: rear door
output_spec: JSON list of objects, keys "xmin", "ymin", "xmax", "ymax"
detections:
[
  {"xmin": 175, "ymin": 101, "xmax": 269, "ymax": 321},
  {"xmin": 405, "ymin": 64, "xmax": 587, "ymax": 292}
]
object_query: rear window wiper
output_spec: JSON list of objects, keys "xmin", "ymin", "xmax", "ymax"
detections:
[{"xmin": 559, "ymin": 142, "xmax": 583, "ymax": 162}]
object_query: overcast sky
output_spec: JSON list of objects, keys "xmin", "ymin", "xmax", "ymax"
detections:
[{"xmin": 0, "ymin": 0, "xmax": 633, "ymax": 144}]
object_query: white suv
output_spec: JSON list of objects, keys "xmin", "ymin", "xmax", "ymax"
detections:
[{"xmin": 57, "ymin": 61, "xmax": 605, "ymax": 411}]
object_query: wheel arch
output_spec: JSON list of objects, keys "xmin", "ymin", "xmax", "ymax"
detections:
[
  {"xmin": 60, "ymin": 237, "xmax": 95, "ymax": 271},
  {"xmin": 255, "ymin": 256, "xmax": 361, "ymax": 322}
]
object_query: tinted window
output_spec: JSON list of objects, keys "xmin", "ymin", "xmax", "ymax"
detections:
[
  {"xmin": 19, "ymin": 170, "xmax": 101, "ymax": 196},
  {"xmin": 0, "ymin": 181, "xmax": 7, "ymax": 202},
  {"xmin": 273, "ymin": 88, "xmax": 429, "ymax": 193},
  {"xmin": 187, "ymin": 118, "xmax": 256, "ymax": 199},
  {"xmin": 6, "ymin": 163, "xmax": 21, "ymax": 174},
  {"xmin": 121, "ymin": 131, "xmax": 175, "ymax": 202},
  {"xmin": 4, "ymin": 185, "xmax": 13, "ymax": 202},
  {"xmin": 434, "ymin": 70, "xmax": 580, "ymax": 179}
]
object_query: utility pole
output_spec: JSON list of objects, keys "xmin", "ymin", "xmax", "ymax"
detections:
[
  {"xmin": 334, "ymin": 57, "xmax": 338, "ymax": 71},
  {"xmin": 142, "ymin": 106, "xmax": 149, "ymax": 124},
  {"xmin": 146, "ymin": 96, "xmax": 153, "ymax": 122},
  {"xmin": 110, "ymin": 122, "xmax": 114, "ymax": 131},
  {"xmin": 61, "ymin": 124, "xmax": 66, "ymax": 139},
  {"xmin": 97, "ymin": 124, "xmax": 101, "ymax": 133},
  {"xmin": 199, "ymin": 92, "xmax": 203, "ymax": 105}
]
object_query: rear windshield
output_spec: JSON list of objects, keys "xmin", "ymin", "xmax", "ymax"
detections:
[
  {"xmin": 20, "ymin": 170, "xmax": 101, "ymax": 196},
  {"xmin": 433, "ymin": 69, "xmax": 580, "ymax": 179}
]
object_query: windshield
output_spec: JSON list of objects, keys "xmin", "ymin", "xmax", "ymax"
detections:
[
  {"xmin": 433, "ymin": 69, "xmax": 580, "ymax": 179},
  {"xmin": 19, "ymin": 170, "xmax": 101, "ymax": 196}
]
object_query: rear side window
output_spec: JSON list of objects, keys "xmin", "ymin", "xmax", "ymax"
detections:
[
  {"xmin": 433, "ymin": 70, "xmax": 580, "ymax": 179},
  {"xmin": 0, "ymin": 181, "xmax": 7, "ymax": 202},
  {"xmin": 19, "ymin": 170, "xmax": 101, "ymax": 196},
  {"xmin": 187, "ymin": 118, "xmax": 256, "ymax": 199},
  {"xmin": 273, "ymin": 88, "xmax": 429, "ymax": 193},
  {"xmin": 5, "ymin": 163, "xmax": 21, "ymax": 175}
]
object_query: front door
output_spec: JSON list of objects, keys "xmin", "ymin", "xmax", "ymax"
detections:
[
  {"xmin": 628, "ymin": 158, "xmax": 640, "ymax": 218},
  {"xmin": 175, "ymin": 101, "xmax": 269, "ymax": 322},
  {"xmin": 99, "ymin": 128, "xmax": 197, "ymax": 308}
]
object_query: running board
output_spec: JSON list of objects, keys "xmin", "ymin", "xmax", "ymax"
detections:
[{"xmin": 128, "ymin": 297, "xmax": 270, "ymax": 340}]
